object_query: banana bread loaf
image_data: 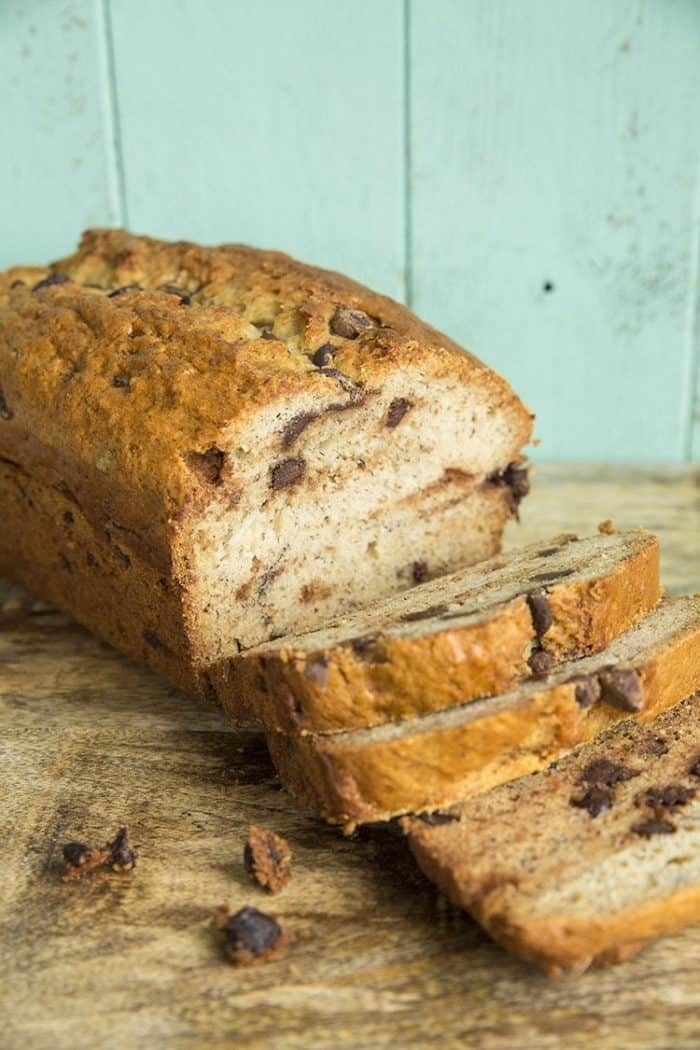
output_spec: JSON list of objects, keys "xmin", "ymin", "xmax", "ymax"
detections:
[{"xmin": 0, "ymin": 229, "xmax": 532, "ymax": 697}]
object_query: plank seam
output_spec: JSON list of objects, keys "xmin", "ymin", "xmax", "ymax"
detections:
[
  {"xmin": 402, "ymin": 0, "xmax": 413, "ymax": 309},
  {"xmin": 100, "ymin": 0, "xmax": 128, "ymax": 227},
  {"xmin": 687, "ymin": 159, "xmax": 700, "ymax": 461}
]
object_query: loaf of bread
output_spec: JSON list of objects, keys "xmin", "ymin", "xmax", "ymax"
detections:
[
  {"xmin": 407, "ymin": 692, "xmax": 700, "ymax": 976},
  {"xmin": 267, "ymin": 596, "xmax": 700, "ymax": 828},
  {"xmin": 0, "ymin": 230, "xmax": 532, "ymax": 698},
  {"xmin": 222, "ymin": 529, "xmax": 659, "ymax": 732}
]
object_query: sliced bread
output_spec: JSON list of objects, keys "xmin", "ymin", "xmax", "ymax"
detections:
[
  {"xmin": 219, "ymin": 529, "xmax": 660, "ymax": 732},
  {"xmin": 266, "ymin": 596, "xmax": 700, "ymax": 828},
  {"xmin": 407, "ymin": 692, "xmax": 700, "ymax": 976}
]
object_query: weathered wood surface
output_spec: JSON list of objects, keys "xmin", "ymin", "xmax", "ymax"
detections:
[{"xmin": 2, "ymin": 464, "xmax": 700, "ymax": 1050}]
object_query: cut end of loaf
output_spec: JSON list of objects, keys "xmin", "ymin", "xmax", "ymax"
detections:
[{"xmin": 176, "ymin": 364, "xmax": 530, "ymax": 666}]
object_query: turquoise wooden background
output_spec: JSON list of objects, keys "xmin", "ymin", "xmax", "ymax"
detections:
[{"xmin": 2, "ymin": 1, "xmax": 699, "ymax": 461}]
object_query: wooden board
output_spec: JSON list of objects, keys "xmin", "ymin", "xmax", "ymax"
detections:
[{"xmin": 2, "ymin": 464, "xmax": 700, "ymax": 1050}]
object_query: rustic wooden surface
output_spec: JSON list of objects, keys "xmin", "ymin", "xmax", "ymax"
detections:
[{"xmin": 2, "ymin": 464, "xmax": 700, "ymax": 1050}]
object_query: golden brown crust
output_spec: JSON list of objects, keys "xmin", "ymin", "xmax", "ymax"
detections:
[
  {"xmin": 267, "ymin": 599, "xmax": 700, "ymax": 827},
  {"xmin": 230, "ymin": 532, "xmax": 660, "ymax": 732}
]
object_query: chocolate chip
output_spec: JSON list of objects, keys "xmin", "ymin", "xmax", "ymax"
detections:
[
  {"xmin": 417, "ymin": 811, "xmax": 460, "ymax": 826},
  {"xmin": 63, "ymin": 510, "xmax": 74, "ymax": 525},
  {"xmin": 528, "ymin": 649, "xmax": 554, "ymax": 676},
  {"xmin": 580, "ymin": 758, "xmax": 636, "ymax": 786},
  {"xmin": 570, "ymin": 785, "xmax": 613, "ymax": 817},
  {"xmin": 304, "ymin": 656, "xmax": 328, "ymax": 687},
  {"xmin": 32, "ymin": 273, "xmax": 70, "ymax": 291},
  {"xmin": 598, "ymin": 667, "xmax": 644, "ymax": 712},
  {"xmin": 386, "ymin": 398, "xmax": 412, "ymax": 428},
  {"xmin": 261, "ymin": 330, "xmax": 278, "ymax": 340},
  {"xmin": 572, "ymin": 675, "xmax": 602, "ymax": 708},
  {"xmin": 401, "ymin": 604, "xmax": 448, "ymax": 623},
  {"xmin": 527, "ymin": 590, "xmax": 553, "ymax": 636},
  {"xmin": 143, "ymin": 629, "xmax": 168, "ymax": 651},
  {"xmin": 62, "ymin": 841, "xmax": 91, "ymax": 868},
  {"xmin": 0, "ymin": 387, "xmax": 14, "ymax": 421},
  {"xmin": 645, "ymin": 736, "xmax": 669, "ymax": 757},
  {"xmin": 222, "ymin": 905, "xmax": 284, "ymax": 963},
  {"xmin": 281, "ymin": 412, "xmax": 317, "ymax": 449},
  {"xmin": 159, "ymin": 284, "xmax": 191, "ymax": 304},
  {"xmin": 689, "ymin": 755, "xmax": 700, "ymax": 778},
  {"xmin": 270, "ymin": 457, "xmax": 306, "ymax": 490},
  {"xmin": 412, "ymin": 560, "xmax": 428, "ymax": 584},
  {"xmin": 531, "ymin": 569, "xmax": 575, "ymax": 583},
  {"xmin": 329, "ymin": 306, "xmax": 374, "ymax": 339},
  {"xmin": 312, "ymin": 343, "xmax": 336, "ymax": 367},
  {"xmin": 632, "ymin": 818, "xmax": 676, "ymax": 837},
  {"xmin": 112, "ymin": 375, "xmax": 131, "ymax": 390},
  {"xmin": 108, "ymin": 284, "xmax": 142, "ymax": 297},
  {"xmin": 641, "ymin": 785, "xmax": 695, "ymax": 811}
]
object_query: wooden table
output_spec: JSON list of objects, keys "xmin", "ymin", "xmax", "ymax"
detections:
[{"xmin": 2, "ymin": 464, "xmax": 700, "ymax": 1050}]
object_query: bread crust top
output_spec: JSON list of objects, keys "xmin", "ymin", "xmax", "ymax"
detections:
[{"xmin": 0, "ymin": 230, "xmax": 532, "ymax": 565}]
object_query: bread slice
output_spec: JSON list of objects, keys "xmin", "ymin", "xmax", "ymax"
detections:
[
  {"xmin": 266, "ymin": 596, "xmax": 700, "ymax": 828},
  {"xmin": 407, "ymin": 692, "xmax": 700, "ymax": 976},
  {"xmin": 0, "ymin": 229, "xmax": 532, "ymax": 699},
  {"xmin": 220, "ymin": 529, "xmax": 660, "ymax": 732}
]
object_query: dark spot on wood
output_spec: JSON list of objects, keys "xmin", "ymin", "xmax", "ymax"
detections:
[
  {"xmin": 63, "ymin": 510, "xmax": 74, "ymax": 525},
  {"xmin": 401, "ymin": 604, "xmax": 448, "ymax": 623},
  {"xmin": 412, "ymin": 560, "xmax": 428, "ymax": 584},
  {"xmin": 270, "ymin": 457, "xmax": 306, "ymax": 490},
  {"xmin": 530, "ymin": 569, "xmax": 575, "ymax": 583},
  {"xmin": 59, "ymin": 554, "xmax": 73, "ymax": 574}
]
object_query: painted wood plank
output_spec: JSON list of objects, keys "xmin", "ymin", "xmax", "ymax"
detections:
[
  {"xmin": 0, "ymin": 0, "xmax": 120, "ymax": 269},
  {"xmin": 410, "ymin": 0, "xmax": 700, "ymax": 461},
  {"xmin": 108, "ymin": 0, "xmax": 405, "ymax": 300}
]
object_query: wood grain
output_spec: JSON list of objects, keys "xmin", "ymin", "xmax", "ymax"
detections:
[
  {"xmin": 108, "ymin": 0, "xmax": 406, "ymax": 301},
  {"xmin": 2, "ymin": 465, "xmax": 700, "ymax": 1049},
  {"xmin": 0, "ymin": 0, "xmax": 120, "ymax": 268},
  {"xmin": 409, "ymin": 0, "xmax": 700, "ymax": 461}
]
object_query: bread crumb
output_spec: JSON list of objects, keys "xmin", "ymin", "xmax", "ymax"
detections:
[
  {"xmin": 598, "ymin": 520, "xmax": 617, "ymax": 535},
  {"xmin": 244, "ymin": 826, "xmax": 292, "ymax": 894}
]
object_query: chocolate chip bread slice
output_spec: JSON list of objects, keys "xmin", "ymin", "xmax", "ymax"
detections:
[
  {"xmin": 0, "ymin": 229, "xmax": 532, "ymax": 699},
  {"xmin": 407, "ymin": 692, "xmax": 700, "ymax": 976},
  {"xmin": 220, "ymin": 529, "xmax": 659, "ymax": 731},
  {"xmin": 267, "ymin": 596, "xmax": 700, "ymax": 829}
]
